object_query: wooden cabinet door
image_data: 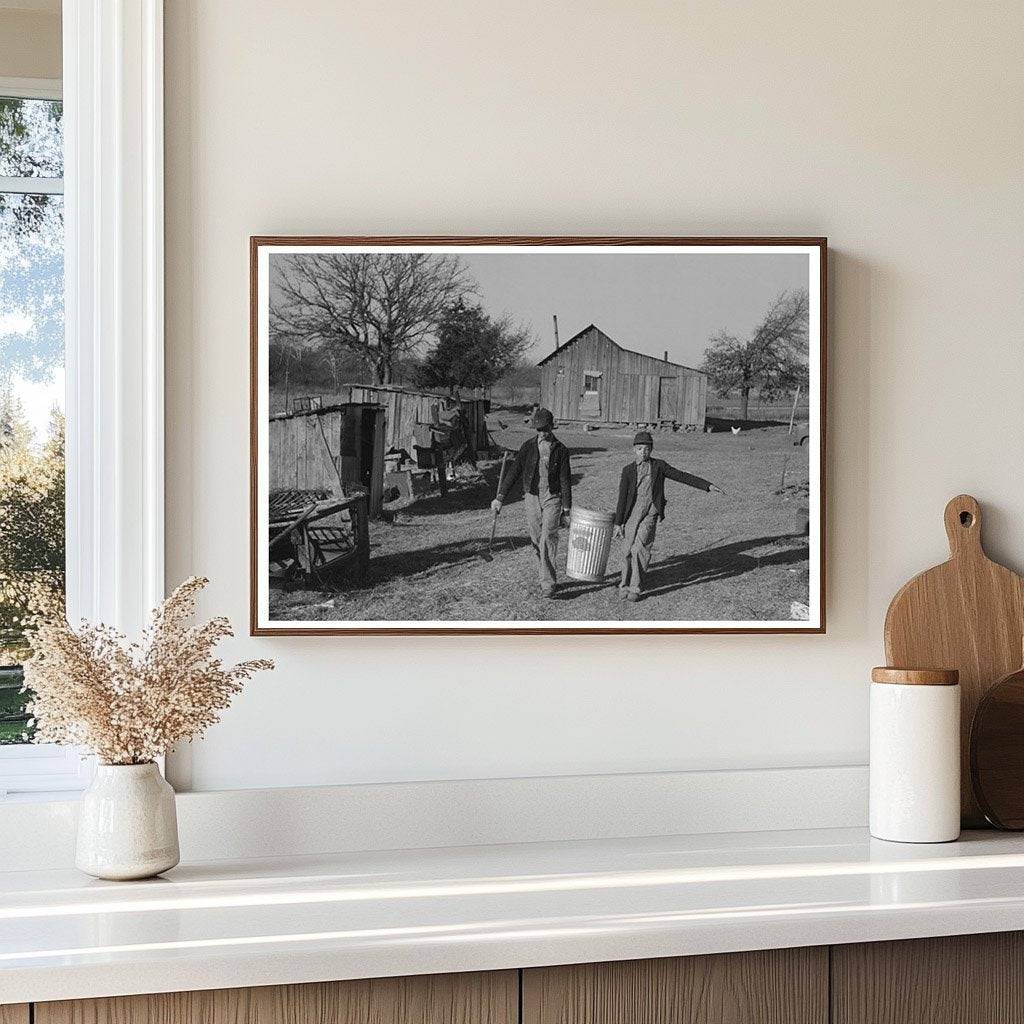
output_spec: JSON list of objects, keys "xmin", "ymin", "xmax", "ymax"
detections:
[
  {"xmin": 522, "ymin": 948, "xmax": 828, "ymax": 1024},
  {"xmin": 832, "ymin": 932, "xmax": 1024, "ymax": 1024},
  {"xmin": 35, "ymin": 971, "xmax": 517, "ymax": 1024},
  {"xmin": 0, "ymin": 1006, "xmax": 29, "ymax": 1024}
]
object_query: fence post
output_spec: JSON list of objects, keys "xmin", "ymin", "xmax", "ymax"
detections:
[{"xmin": 788, "ymin": 385, "xmax": 802, "ymax": 435}]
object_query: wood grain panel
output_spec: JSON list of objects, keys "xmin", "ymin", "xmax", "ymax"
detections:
[
  {"xmin": 36, "ymin": 970, "xmax": 517, "ymax": 1024},
  {"xmin": 0, "ymin": 1006, "xmax": 29, "ymax": 1024},
  {"xmin": 832, "ymin": 932, "xmax": 1024, "ymax": 1024},
  {"xmin": 522, "ymin": 948, "xmax": 827, "ymax": 1024},
  {"xmin": 884, "ymin": 493, "xmax": 1024, "ymax": 825},
  {"xmin": 538, "ymin": 324, "xmax": 707, "ymax": 428}
]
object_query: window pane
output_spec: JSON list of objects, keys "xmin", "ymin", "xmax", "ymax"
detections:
[
  {"xmin": 0, "ymin": 98, "xmax": 63, "ymax": 179},
  {"xmin": 0, "ymin": 187, "xmax": 65, "ymax": 744}
]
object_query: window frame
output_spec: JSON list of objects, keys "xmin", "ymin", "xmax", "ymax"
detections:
[
  {"xmin": 0, "ymin": 76, "xmax": 63, "ymax": 195},
  {"xmin": 0, "ymin": 0, "xmax": 165, "ymax": 799},
  {"xmin": 0, "ymin": 76, "xmax": 78, "ymax": 795}
]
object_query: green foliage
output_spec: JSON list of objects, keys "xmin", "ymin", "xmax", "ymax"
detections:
[
  {"xmin": 415, "ymin": 301, "xmax": 532, "ymax": 392},
  {"xmin": 0, "ymin": 666, "xmax": 31, "ymax": 744},
  {"xmin": 0, "ymin": 396, "xmax": 65, "ymax": 665},
  {"xmin": 701, "ymin": 289, "xmax": 810, "ymax": 418},
  {"xmin": 0, "ymin": 400, "xmax": 64, "ymax": 743},
  {"xmin": 0, "ymin": 97, "xmax": 63, "ymax": 239}
]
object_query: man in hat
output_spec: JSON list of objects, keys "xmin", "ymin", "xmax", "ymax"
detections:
[
  {"xmin": 491, "ymin": 408, "xmax": 571, "ymax": 598},
  {"xmin": 614, "ymin": 431, "xmax": 721, "ymax": 602}
]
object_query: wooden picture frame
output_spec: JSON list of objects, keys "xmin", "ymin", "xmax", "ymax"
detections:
[{"xmin": 251, "ymin": 236, "xmax": 827, "ymax": 635}]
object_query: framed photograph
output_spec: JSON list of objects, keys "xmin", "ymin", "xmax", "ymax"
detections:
[{"xmin": 250, "ymin": 236, "xmax": 826, "ymax": 635}]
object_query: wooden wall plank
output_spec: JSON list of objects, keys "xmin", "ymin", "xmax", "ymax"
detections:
[
  {"xmin": 0, "ymin": 1006, "xmax": 29, "ymax": 1024},
  {"xmin": 36, "ymin": 971, "xmax": 517, "ymax": 1024},
  {"xmin": 523, "ymin": 948, "xmax": 827, "ymax": 1024},
  {"xmin": 832, "ymin": 932, "xmax": 1024, "ymax": 1024},
  {"xmin": 539, "ymin": 323, "xmax": 711, "ymax": 424},
  {"xmin": 369, "ymin": 407, "xmax": 385, "ymax": 516},
  {"xmin": 542, "ymin": 325, "xmax": 705, "ymax": 424}
]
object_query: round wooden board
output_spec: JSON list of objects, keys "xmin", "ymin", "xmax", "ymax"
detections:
[{"xmin": 970, "ymin": 664, "xmax": 1024, "ymax": 829}]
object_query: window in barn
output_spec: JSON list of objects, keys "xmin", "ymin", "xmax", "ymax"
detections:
[
  {"xmin": 0, "ymin": 84, "xmax": 84, "ymax": 798},
  {"xmin": 584, "ymin": 372, "xmax": 601, "ymax": 391}
]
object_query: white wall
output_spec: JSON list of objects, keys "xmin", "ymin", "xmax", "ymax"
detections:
[{"xmin": 164, "ymin": 0, "xmax": 1024, "ymax": 792}]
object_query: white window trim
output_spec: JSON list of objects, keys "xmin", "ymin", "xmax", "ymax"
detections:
[
  {"xmin": 0, "ymin": 745, "xmax": 92, "ymax": 799},
  {"xmin": 0, "ymin": 2, "xmax": 165, "ymax": 798},
  {"xmin": 64, "ymin": 0, "xmax": 164, "ymax": 635},
  {"xmin": 0, "ymin": 76, "xmax": 62, "ymax": 101}
]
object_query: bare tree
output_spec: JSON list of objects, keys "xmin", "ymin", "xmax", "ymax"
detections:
[
  {"xmin": 701, "ymin": 288, "xmax": 809, "ymax": 420},
  {"xmin": 270, "ymin": 253, "xmax": 472, "ymax": 385}
]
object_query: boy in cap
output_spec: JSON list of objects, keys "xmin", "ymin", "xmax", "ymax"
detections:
[
  {"xmin": 491, "ymin": 407, "xmax": 572, "ymax": 597},
  {"xmin": 614, "ymin": 431, "xmax": 721, "ymax": 602}
]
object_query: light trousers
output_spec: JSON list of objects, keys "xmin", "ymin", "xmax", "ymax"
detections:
[
  {"xmin": 619, "ymin": 509, "xmax": 658, "ymax": 594},
  {"xmin": 525, "ymin": 492, "xmax": 562, "ymax": 591}
]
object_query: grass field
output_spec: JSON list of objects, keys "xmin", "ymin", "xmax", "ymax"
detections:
[{"xmin": 270, "ymin": 410, "xmax": 812, "ymax": 624}]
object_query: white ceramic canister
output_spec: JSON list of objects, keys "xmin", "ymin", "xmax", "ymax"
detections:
[
  {"xmin": 76, "ymin": 762, "xmax": 180, "ymax": 880},
  {"xmin": 869, "ymin": 667, "xmax": 961, "ymax": 843}
]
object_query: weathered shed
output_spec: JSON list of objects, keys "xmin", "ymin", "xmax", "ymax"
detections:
[
  {"xmin": 268, "ymin": 403, "xmax": 385, "ymax": 517},
  {"xmin": 338, "ymin": 384, "xmax": 490, "ymax": 454},
  {"xmin": 538, "ymin": 324, "xmax": 707, "ymax": 429}
]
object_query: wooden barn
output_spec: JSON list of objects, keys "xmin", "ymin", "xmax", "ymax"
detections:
[
  {"xmin": 268, "ymin": 403, "xmax": 385, "ymax": 517},
  {"xmin": 538, "ymin": 324, "xmax": 708, "ymax": 430},
  {"xmin": 337, "ymin": 384, "xmax": 490, "ymax": 454}
]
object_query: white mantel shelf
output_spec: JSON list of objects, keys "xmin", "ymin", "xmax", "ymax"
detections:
[{"xmin": 4, "ymin": 826, "xmax": 1024, "ymax": 1004}]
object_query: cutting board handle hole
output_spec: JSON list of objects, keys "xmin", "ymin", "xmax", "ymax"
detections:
[{"xmin": 960, "ymin": 511, "xmax": 975, "ymax": 527}]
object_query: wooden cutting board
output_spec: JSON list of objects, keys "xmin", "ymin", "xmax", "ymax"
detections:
[{"xmin": 884, "ymin": 494, "xmax": 1024, "ymax": 826}]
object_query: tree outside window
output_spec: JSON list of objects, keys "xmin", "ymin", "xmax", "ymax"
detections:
[{"xmin": 0, "ymin": 94, "xmax": 65, "ymax": 744}]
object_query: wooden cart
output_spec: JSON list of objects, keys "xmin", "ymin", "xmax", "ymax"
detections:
[{"xmin": 268, "ymin": 488, "xmax": 369, "ymax": 588}]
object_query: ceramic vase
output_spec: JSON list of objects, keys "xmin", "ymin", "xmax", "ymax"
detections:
[{"xmin": 76, "ymin": 762, "xmax": 180, "ymax": 880}]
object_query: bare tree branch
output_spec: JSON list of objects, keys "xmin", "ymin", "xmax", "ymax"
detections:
[{"xmin": 269, "ymin": 253, "xmax": 474, "ymax": 385}]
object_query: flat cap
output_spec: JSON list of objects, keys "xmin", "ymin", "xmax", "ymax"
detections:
[{"xmin": 531, "ymin": 407, "xmax": 554, "ymax": 430}]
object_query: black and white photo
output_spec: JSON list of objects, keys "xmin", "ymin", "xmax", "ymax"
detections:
[{"xmin": 251, "ymin": 238, "xmax": 825, "ymax": 634}]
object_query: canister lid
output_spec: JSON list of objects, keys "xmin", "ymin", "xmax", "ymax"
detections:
[{"xmin": 871, "ymin": 667, "xmax": 959, "ymax": 686}]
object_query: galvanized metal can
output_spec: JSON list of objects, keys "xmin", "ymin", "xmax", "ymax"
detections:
[{"xmin": 566, "ymin": 507, "xmax": 615, "ymax": 582}]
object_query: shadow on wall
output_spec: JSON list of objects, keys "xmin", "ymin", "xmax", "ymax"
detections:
[{"xmin": 827, "ymin": 249, "xmax": 874, "ymax": 634}]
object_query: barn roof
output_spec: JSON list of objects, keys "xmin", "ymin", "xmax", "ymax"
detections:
[{"xmin": 536, "ymin": 323, "xmax": 705, "ymax": 375}]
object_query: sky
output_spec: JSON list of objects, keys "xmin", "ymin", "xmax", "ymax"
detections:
[
  {"xmin": 1, "ymin": 98, "xmax": 65, "ymax": 447},
  {"xmin": 459, "ymin": 251, "xmax": 810, "ymax": 368}
]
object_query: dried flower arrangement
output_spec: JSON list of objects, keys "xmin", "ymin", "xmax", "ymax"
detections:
[{"xmin": 22, "ymin": 577, "xmax": 273, "ymax": 765}]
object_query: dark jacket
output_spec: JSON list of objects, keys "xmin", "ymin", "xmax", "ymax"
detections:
[
  {"xmin": 614, "ymin": 458, "xmax": 711, "ymax": 525},
  {"xmin": 498, "ymin": 435, "xmax": 572, "ymax": 508}
]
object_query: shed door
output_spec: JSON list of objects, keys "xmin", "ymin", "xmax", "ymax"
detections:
[
  {"xmin": 579, "ymin": 370, "xmax": 602, "ymax": 419},
  {"xmin": 552, "ymin": 367, "xmax": 568, "ymax": 420},
  {"xmin": 658, "ymin": 377, "xmax": 678, "ymax": 420}
]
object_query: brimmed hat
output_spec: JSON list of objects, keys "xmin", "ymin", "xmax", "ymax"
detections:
[
  {"xmin": 531, "ymin": 407, "xmax": 554, "ymax": 430},
  {"xmin": 633, "ymin": 431, "xmax": 654, "ymax": 447}
]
